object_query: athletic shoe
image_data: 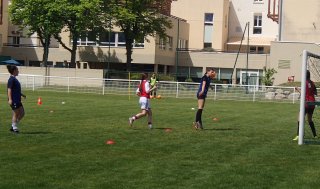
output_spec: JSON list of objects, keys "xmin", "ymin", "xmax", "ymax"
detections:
[
  {"xmin": 314, "ymin": 136, "xmax": 318, "ymax": 139},
  {"xmin": 197, "ymin": 122, "xmax": 203, "ymax": 129},
  {"xmin": 193, "ymin": 122, "xmax": 198, "ymax": 129},
  {"xmin": 10, "ymin": 127, "xmax": 19, "ymax": 134},
  {"xmin": 128, "ymin": 117, "xmax": 134, "ymax": 127},
  {"xmin": 148, "ymin": 124, "xmax": 153, "ymax": 129},
  {"xmin": 292, "ymin": 136, "xmax": 299, "ymax": 141}
]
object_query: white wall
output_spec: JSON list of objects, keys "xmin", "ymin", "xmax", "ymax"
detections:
[{"xmin": 228, "ymin": 0, "xmax": 278, "ymax": 39}]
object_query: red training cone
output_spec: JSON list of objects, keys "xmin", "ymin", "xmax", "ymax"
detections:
[
  {"xmin": 37, "ymin": 97, "xmax": 42, "ymax": 105},
  {"xmin": 105, "ymin": 140, "xmax": 115, "ymax": 145}
]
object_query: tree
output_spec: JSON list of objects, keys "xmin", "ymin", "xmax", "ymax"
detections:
[
  {"xmin": 111, "ymin": 0, "xmax": 172, "ymax": 71},
  {"xmin": 262, "ymin": 68, "xmax": 277, "ymax": 86},
  {"xmin": 52, "ymin": 0, "xmax": 103, "ymax": 65},
  {"xmin": 9, "ymin": 0, "xmax": 63, "ymax": 68}
]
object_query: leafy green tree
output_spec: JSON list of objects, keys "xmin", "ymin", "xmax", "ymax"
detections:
[
  {"xmin": 111, "ymin": 0, "xmax": 172, "ymax": 71},
  {"xmin": 262, "ymin": 68, "xmax": 277, "ymax": 86},
  {"xmin": 52, "ymin": 0, "xmax": 103, "ymax": 65},
  {"xmin": 9, "ymin": 0, "xmax": 63, "ymax": 67}
]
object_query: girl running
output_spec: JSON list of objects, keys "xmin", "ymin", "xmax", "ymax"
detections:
[
  {"xmin": 7, "ymin": 65, "xmax": 26, "ymax": 133},
  {"xmin": 129, "ymin": 73, "xmax": 157, "ymax": 129},
  {"xmin": 193, "ymin": 68, "xmax": 216, "ymax": 129}
]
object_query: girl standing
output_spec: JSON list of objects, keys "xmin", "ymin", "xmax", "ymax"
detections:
[
  {"xmin": 293, "ymin": 70, "xmax": 317, "ymax": 140},
  {"xmin": 193, "ymin": 68, "xmax": 216, "ymax": 129},
  {"xmin": 7, "ymin": 65, "xmax": 26, "ymax": 133}
]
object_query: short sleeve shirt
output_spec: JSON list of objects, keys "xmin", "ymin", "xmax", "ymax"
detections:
[
  {"xmin": 197, "ymin": 74, "xmax": 211, "ymax": 98},
  {"xmin": 7, "ymin": 76, "xmax": 21, "ymax": 103}
]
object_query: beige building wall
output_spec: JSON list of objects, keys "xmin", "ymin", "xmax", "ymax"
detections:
[
  {"xmin": 171, "ymin": 0, "xmax": 229, "ymax": 51},
  {"xmin": 270, "ymin": 42, "xmax": 320, "ymax": 85},
  {"xmin": 280, "ymin": 0, "xmax": 320, "ymax": 42},
  {"xmin": 155, "ymin": 17, "xmax": 189, "ymax": 71},
  {"xmin": 227, "ymin": 0, "xmax": 278, "ymax": 53},
  {"xmin": 0, "ymin": 0, "xmax": 8, "ymax": 45}
]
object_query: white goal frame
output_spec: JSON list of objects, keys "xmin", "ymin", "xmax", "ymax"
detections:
[{"xmin": 298, "ymin": 50, "xmax": 320, "ymax": 145}]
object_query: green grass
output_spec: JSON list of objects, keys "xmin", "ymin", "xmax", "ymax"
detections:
[{"xmin": 1, "ymin": 85, "xmax": 320, "ymax": 189}]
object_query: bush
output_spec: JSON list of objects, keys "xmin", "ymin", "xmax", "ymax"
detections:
[
  {"xmin": 158, "ymin": 74, "xmax": 176, "ymax": 81},
  {"xmin": 185, "ymin": 78, "xmax": 193, "ymax": 82}
]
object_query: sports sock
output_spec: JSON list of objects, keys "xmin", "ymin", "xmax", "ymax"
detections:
[
  {"xmin": 297, "ymin": 121, "xmax": 299, "ymax": 135},
  {"xmin": 309, "ymin": 121, "xmax": 317, "ymax": 137},
  {"xmin": 12, "ymin": 122, "xmax": 18, "ymax": 130},
  {"xmin": 196, "ymin": 109, "xmax": 203, "ymax": 123}
]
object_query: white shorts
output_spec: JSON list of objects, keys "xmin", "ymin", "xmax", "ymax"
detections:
[{"xmin": 139, "ymin": 97, "xmax": 151, "ymax": 110}]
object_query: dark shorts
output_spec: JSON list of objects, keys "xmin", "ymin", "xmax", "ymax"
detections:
[
  {"xmin": 11, "ymin": 102, "xmax": 23, "ymax": 110},
  {"xmin": 197, "ymin": 94, "xmax": 207, "ymax": 99},
  {"xmin": 306, "ymin": 106, "xmax": 315, "ymax": 115}
]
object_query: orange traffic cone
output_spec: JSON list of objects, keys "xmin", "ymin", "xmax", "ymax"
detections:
[{"xmin": 37, "ymin": 97, "xmax": 42, "ymax": 105}]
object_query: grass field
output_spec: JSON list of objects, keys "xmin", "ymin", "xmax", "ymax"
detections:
[{"xmin": 1, "ymin": 85, "xmax": 320, "ymax": 189}]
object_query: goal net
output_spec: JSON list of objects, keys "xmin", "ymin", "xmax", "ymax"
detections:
[{"xmin": 298, "ymin": 50, "xmax": 320, "ymax": 145}]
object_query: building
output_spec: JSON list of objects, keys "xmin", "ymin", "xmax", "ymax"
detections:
[
  {"xmin": 227, "ymin": 0, "xmax": 278, "ymax": 54},
  {"xmin": 0, "ymin": 0, "xmax": 190, "ymax": 78},
  {"xmin": 268, "ymin": 0, "xmax": 320, "ymax": 85},
  {"xmin": 171, "ymin": 0, "xmax": 277, "ymax": 85},
  {"xmin": 0, "ymin": 0, "xmax": 282, "ymax": 86}
]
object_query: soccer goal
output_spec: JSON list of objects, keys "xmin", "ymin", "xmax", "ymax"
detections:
[{"xmin": 298, "ymin": 50, "xmax": 320, "ymax": 145}]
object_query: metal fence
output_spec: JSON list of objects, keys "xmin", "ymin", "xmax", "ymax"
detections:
[{"xmin": 0, "ymin": 73, "xmax": 301, "ymax": 103}]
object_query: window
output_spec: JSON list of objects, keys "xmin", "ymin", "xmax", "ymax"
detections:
[
  {"xmin": 168, "ymin": 36, "xmax": 173, "ymax": 50},
  {"xmin": 178, "ymin": 39, "xmax": 188, "ymax": 49},
  {"xmin": 133, "ymin": 38, "xmax": 144, "ymax": 48},
  {"xmin": 159, "ymin": 38, "xmax": 166, "ymax": 50},
  {"xmin": 78, "ymin": 31, "xmax": 97, "ymax": 46},
  {"xmin": 204, "ymin": 13, "xmax": 214, "ymax": 48},
  {"xmin": 254, "ymin": 0, "xmax": 263, "ymax": 2},
  {"xmin": 77, "ymin": 31, "xmax": 144, "ymax": 48},
  {"xmin": 250, "ymin": 46, "xmax": 256, "ymax": 53},
  {"xmin": 117, "ymin": 33, "xmax": 126, "ymax": 47},
  {"xmin": 205, "ymin": 13, "xmax": 214, "ymax": 23},
  {"xmin": 250, "ymin": 46, "xmax": 264, "ymax": 54},
  {"xmin": 13, "ymin": 36, "xmax": 20, "ymax": 46},
  {"xmin": 99, "ymin": 31, "xmax": 116, "ymax": 46},
  {"xmin": 257, "ymin": 47, "xmax": 264, "ymax": 53},
  {"xmin": 253, "ymin": 14, "xmax": 262, "ymax": 34}
]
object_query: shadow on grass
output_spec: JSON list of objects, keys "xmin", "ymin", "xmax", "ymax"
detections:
[
  {"xmin": 154, "ymin": 128, "xmax": 173, "ymax": 130},
  {"xmin": 203, "ymin": 128, "xmax": 240, "ymax": 131},
  {"xmin": 21, "ymin": 131, "xmax": 52, "ymax": 135},
  {"xmin": 304, "ymin": 139, "xmax": 320, "ymax": 145}
]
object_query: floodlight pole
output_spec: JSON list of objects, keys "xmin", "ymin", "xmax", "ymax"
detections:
[{"xmin": 298, "ymin": 50, "xmax": 308, "ymax": 145}]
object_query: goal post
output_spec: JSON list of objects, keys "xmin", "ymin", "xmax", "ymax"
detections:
[{"xmin": 298, "ymin": 50, "xmax": 320, "ymax": 145}]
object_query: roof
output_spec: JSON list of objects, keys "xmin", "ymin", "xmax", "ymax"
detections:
[{"xmin": 227, "ymin": 37, "xmax": 277, "ymax": 46}]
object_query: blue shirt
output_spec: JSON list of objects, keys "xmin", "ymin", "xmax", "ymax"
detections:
[
  {"xmin": 197, "ymin": 74, "xmax": 211, "ymax": 98},
  {"xmin": 7, "ymin": 76, "xmax": 21, "ymax": 103}
]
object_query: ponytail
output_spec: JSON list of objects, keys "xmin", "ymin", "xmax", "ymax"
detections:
[{"xmin": 139, "ymin": 73, "xmax": 148, "ymax": 93}]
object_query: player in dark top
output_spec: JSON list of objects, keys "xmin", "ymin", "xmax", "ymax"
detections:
[
  {"xmin": 193, "ymin": 68, "xmax": 216, "ymax": 129},
  {"xmin": 293, "ymin": 70, "xmax": 317, "ymax": 140},
  {"xmin": 7, "ymin": 65, "xmax": 26, "ymax": 133}
]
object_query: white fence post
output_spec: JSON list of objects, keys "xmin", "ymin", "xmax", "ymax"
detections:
[
  {"xmin": 32, "ymin": 76, "xmax": 35, "ymax": 91},
  {"xmin": 102, "ymin": 79, "xmax": 105, "ymax": 95},
  {"xmin": 214, "ymin": 84, "xmax": 217, "ymax": 100},
  {"xmin": 253, "ymin": 85, "xmax": 256, "ymax": 102},
  {"xmin": 176, "ymin": 82, "xmax": 179, "ymax": 98},
  {"xmin": 67, "ymin": 77, "xmax": 70, "ymax": 93}
]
